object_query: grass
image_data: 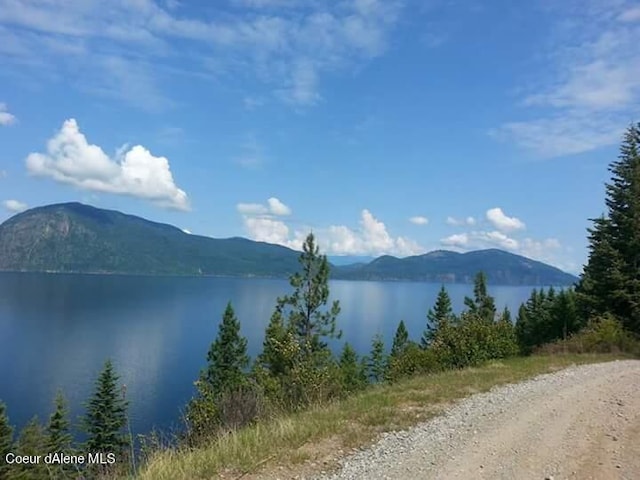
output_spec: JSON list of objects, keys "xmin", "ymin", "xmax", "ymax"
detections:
[{"xmin": 137, "ymin": 354, "xmax": 628, "ymax": 480}]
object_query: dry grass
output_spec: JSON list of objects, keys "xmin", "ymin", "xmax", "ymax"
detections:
[{"xmin": 137, "ymin": 353, "xmax": 626, "ymax": 480}]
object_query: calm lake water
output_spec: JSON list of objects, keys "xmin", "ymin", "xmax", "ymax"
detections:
[{"xmin": 0, "ymin": 272, "xmax": 537, "ymax": 437}]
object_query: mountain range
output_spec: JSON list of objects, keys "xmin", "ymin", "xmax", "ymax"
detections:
[{"xmin": 0, "ymin": 203, "xmax": 579, "ymax": 286}]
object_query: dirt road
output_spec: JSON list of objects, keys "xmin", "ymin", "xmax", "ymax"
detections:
[{"xmin": 323, "ymin": 360, "xmax": 640, "ymax": 480}]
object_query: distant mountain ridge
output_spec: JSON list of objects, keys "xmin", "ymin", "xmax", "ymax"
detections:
[
  {"xmin": 332, "ymin": 249, "xmax": 578, "ymax": 286},
  {"xmin": 0, "ymin": 203, "xmax": 578, "ymax": 286}
]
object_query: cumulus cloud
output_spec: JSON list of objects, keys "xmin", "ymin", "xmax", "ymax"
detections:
[
  {"xmin": 409, "ymin": 215, "xmax": 428, "ymax": 225},
  {"xmin": 25, "ymin": 119, "xmax": 189, "ymax": 211},
  {"xmin": 441, "ymin": 233, "xmax": 469, "ymax": 248},
  {"xmin": 446, "ymin": 216, "xmax": 476, "ymax": 226},
  {"xmin": 2, "ymin": 199, "xmax": 28, "ymax": 213},
  {"xmin": 0, "ymin": 103, "xmax": 17, "ymax": 126},
  {"xmin": 267, "ymin": 197, "xmax": 291, "ymax": 216},
  {"xmin": 440, "ymin": 228, "xmax": 571, "ymax": 271},
  {"xmin": 243, "ymin": 216, "xmax": 292, "ymax": 245},
  {"xmin": 486, "ymin": 207, "xmax": 525, "ymax": 232},
  {"xmin": 238, "ymin": 205, "xmax": 424, "ymax": 256},
  {"xmin": 236, "ymin": 197, "xmax": 291, "ymax": 216},
  {"xmin": 442, "ymin": 231, "xmax": 518, "ymax": 251}
]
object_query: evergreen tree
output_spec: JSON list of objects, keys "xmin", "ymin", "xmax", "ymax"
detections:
[
  {"xmin": 257, "ymin": 305, "xmax": 292, "ymax": 378},
  {"xmin": 13, "ymin": 416, "xmax": 48, "ymax": 479},
  {"xmin": 367, "ymin": 334, "xmax": 387, "ymax": 383},
  {"xmin": 499, "ymin": 306, "xmax": 512, "ymax": 324},
  {"xmin": 45, "ymin": 391, "xmax": 76, "ymax": 479},
  {"xmin": 390, "ymin": 320, "xmax": 409, "ymax": 358},
  {"xmin": 464, "ymin": 272, "xmax": 496, "ymax": 322},
  {"xmin": 515, "ymin": 303, "xmax": 531, "ymax": 353},
  {"xmin": 553, "ymin": 289, "xmax": 581, "ymax": 340},
  {"xmin": 338, "ymin": 343, "xmax": 367, "ymax": 394},
  {"xmin": 83, "ymin": 360, "xmax": 129, "ymax": 456},
  {"xmin": 577, "ymin": 124, "xmax": 640, "ymax": 334},
  {"xmin": 46, "ymin": 390, "xmax": 73, "ymax": 454},
  {"xmin": 278, "ymin": 233, "xmax": 342, "ymax": 360},
  {"xmin": 0, "ymin": 401, "xmax": 13, "ymax": 480},
  {"xmin": 422, "ymin": 286, "xmax": 454, "ymax": 348},
  {"xmin": 200, "ymin": 302, "xmax": 250, "ymax": 395}
]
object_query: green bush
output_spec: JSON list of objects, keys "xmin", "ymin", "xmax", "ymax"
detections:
[
  {"xmin": 386, "ymin": 343, "xmax": 442, "ymax": 382},
  {"xmin": 431, "ymin": 313, "xmax": 520, "ymax": 369},
  {"xmin": 538, "ymin": 314, "xmax": 640, "ymax": 355}
]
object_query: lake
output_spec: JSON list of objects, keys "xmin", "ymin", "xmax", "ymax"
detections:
[{"xmin": 0, "ymin": 272, "xmax": 537, "ymax": 437}]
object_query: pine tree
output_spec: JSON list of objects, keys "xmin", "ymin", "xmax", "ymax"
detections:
[
  {"xmin": 515, "ymin": 303, "xmax": 532, "ymax": 353},
  {"xmin": 422, "ymin": 286, "xmax": 454, "ymax": 348},
  {"xmin": 338, "ymin": 343, "xmax": 367, "ymax": 394},
  {"xmin": 390, "ymin": 320, "xmax": 409, "ymax": 358},
  {"xmin": 0, "ymin": 401, "xmax": 13, "ymax": 480},
  {"xmin": 464, "ymin": 272, "xmax": 496, "ymax": 322},
  {"xmin": 278, "ymin": 233, "xmax": 341, "ymax": 360},
  {"xmin": 44, "ymin": 390, "xmax": 77, "ymax": 479},
  {"xmin": 367, "ymin": 334, "xmax": 387, "ymax": 383},
  {"xmin": 47, "ymin": 390, "xmax": 73, "ymax": 453},
  {"xmin": 257, "ymin": 305, "xmax": 292, "ymax": 378},
  {"xmin": 577, "ymin": 124, "xmax": 640, "ymax": 334},
  {"xmin": 13, "ymin": 416, "xmax": 48, "ymax": 479},
  {"xmin": 552, "ymin": 289, "xmax": 581, "ymax": 340},
  {"xmin": 201, "ymin": 302, "xmax": 250, "ymax": 395},
  {"xmin": 499, "ymin": 306, "xmax": 511, "ymax": 324},
  {"xmin": 83, "ymin": 360, "xmax": 129, "ymax": 456}
]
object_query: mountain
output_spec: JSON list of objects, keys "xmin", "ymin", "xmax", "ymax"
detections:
[
  {"xmin": 328, "ymin": 255, "xmax": 376, "ymax": 266},
  {"xmin": 0, "ymin": 203, "xmax": 578, "ymax": 285},
  {"xmin": 331, "ymin": 249, "xmax": 578, "ymax": 286},
  {"xmin": 0, "ymin": 202, "xmax": 301, "ymax": 276}
]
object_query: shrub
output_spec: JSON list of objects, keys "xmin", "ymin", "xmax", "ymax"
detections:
[
  {"xmin": 538, "ymin": 314, "xmax": 640, "ymax": 355},
  {"xmin": 386, "ymin": 343, "xmax": 442, "ymax": 382}
]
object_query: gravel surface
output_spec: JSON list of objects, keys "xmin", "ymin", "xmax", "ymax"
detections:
[{"xmin": 316, "ymin": 360, "xmax": 640, "ymax": 480}]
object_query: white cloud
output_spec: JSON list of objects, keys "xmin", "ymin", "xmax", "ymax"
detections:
[
  {"xmin": 0, "ymin": 170, "xmax": 6, "ymax": 178},
  {"xmin": 0, "ymin": 0, "xmax": 403, "ymax": 108},
  {"xmin": 486, "ymin": 207, "xmax": 525, "ymax": 232},
  {"xmin": 236, "ymin": 197, "xmax": 291, "ymax": 216},
  {"xmin": 3, "ymin": 199, "xmax": 28, "ymax": 213},
  {"xmin": 446, "ymin": 215, "xmax": 476, "ymax": 226},
  {"xmin": 441, "ymin": 233, "xmax": 469, "ymax": 248},
  {"xmin": 409, "ymin": 215, "xmax": 428, "ymax": 225},
  {"xmin": 25, "ymin": 119, "xmax": 189, "ymax": 211},
  {"xmin": 440, "ymin": 228, "xmax": 573, "ymax": 271},
  {"xmin": 182, "ymin": 228, "xmax": 191, "ymax": 234},
  {"xmin": 267, "ymin": 197, "xmax": 291, "ymax": 216},
  {"xmin": 0, "ymin": 103, "xmax": 16, "ymax": 126},
  {"xmin": 443, "ymin": 230, "xmax": 520, "ymax": 251},
  {"xmin": 238, "ymin": 205, "xmax": 424, "ymax": 256},
  {"xmin": 243, "ymin": 216, "xmax": 292, "ymax": 245},
  {"xmin": 237, "ymin": 203, "xmax": 269, "ymax": 215},
  {"xmin": 619, "ymin": 6, "xmax": 640, "ymax": 22},
  {"xmin": 494, "ymin": 1, "xmax": 640, "ymax": 156}
]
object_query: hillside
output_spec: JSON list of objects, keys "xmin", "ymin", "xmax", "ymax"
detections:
[
  {"xmin": 0, "ymin": 203, "xmax": 578, "ymax": 285},
  {"xmin": 0, "ymin": 202, "xmax": 301, "ymax": 276},
  {"xmin": 332, "ymin": 249, "xmax": 578, "ymax": 285}
]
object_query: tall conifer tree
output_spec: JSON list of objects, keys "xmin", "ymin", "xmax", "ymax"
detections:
[{"xmin": 577, "ymin": 123, "xmax": 640, "ymax": 334}]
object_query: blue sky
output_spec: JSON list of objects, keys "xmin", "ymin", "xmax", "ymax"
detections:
[{"xmin": 1, "ymin": 0, "xmax": 639, "ymax": 274}]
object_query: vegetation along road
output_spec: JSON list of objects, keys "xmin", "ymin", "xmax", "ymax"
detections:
[{"xmin": 320, "ymin": 360, "xmax": 640, "ymax": 480}]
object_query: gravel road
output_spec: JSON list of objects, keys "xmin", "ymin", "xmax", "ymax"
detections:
[{"xmin": 318, "ymin": 360, "xmax": 640, "ymax": 480}]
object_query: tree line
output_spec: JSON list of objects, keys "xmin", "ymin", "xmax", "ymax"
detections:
[{"xmin": 0, "ymin": 360, "xmax": 130, "ymax": 479}]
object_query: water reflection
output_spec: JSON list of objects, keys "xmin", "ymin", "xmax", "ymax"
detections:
[{"xmin": 0, "ymin": 273, "xmax": 535, "ymax": 436}]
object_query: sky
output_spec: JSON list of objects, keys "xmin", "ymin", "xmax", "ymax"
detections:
[{"xmin": 0, "ymin": 0, "xmax": 639, "ymax": 275}]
